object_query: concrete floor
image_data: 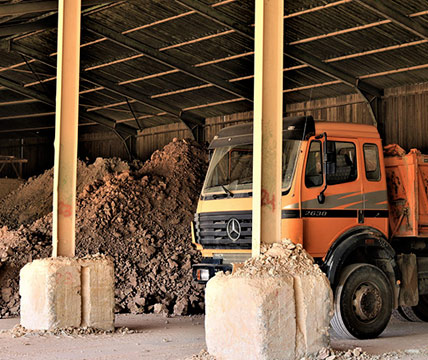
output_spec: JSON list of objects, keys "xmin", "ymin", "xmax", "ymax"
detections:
[
  {"xmin": 0, "ymin": 315, "xmax": 427, "ymax": 359},
  {"xmin": 331, "ymin": 320, "xmax": 428, "ymax": 358}
]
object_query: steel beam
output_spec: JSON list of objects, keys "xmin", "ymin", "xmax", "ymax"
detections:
[
  {"xmin": 0, "ymin": 74, "xmax": 136, "ymax": 135},
  {"xmin": 173, "ymin": 0, "xmax": 382, "ymax": 99},
  {"xmin": 286, "ymin": 48, "xmax": 383, "ymax": 98},
  {"xmin": 11, "ymin": 43, "xmax": 205, "ymax": 130},
  {"xmin": 252, "ymin": 0, "xmax": 283, "ymax": 256},
  {"xmin": 80, "ymin": 111, "xmax": 137, "ymax": 136},
  {"xmin": 84, "ymin": 19, "xmax": 252, "ymax": 102},
  {"xmin": 0, "ymin": 75, "xmax": 54, "ymax": 106},
  {"xmin": 174, "ymin": 0, "xmax": 253, "ymax": 39},
  {"xmin": 0, "ymin": 17, "xmax": 57, "ymax": 37},
  {"xmin": 0, "ymin": 0, "xmax": 109, "ymax": 16},
  {"xmin": 357, "ymin": 0, "xmax": 428, "ymax": 40},
  {"xmin": 0, "ymin": 1, "xmax": 110, "ymax": 37},
  {"xmin": 82, "ymin": 72, "xmax": 205, "ymax": 126},
  {"xmin": 173, "ymin": 0, "xmax": 383, "ymax": 126},
  {"xmin": 286, "ymin": 47, "xmax": 382, "ymax": 126}
]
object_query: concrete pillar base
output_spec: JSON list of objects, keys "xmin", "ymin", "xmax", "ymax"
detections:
[
  {"xmin": 20, "ymin": 256, "xmax": 114, "ymax": 331},
  {"xmin": 205, "ymin": 273, "xmax": 332, "ymax": 360}
]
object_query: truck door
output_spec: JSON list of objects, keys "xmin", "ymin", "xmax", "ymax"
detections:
[
  {"xmin": 360, "ymin": 141, "xmax": 389, "ymax": 235},
  {"xmin": 301, "ymin": 137, "xmax": 363, "ymax": 257}
]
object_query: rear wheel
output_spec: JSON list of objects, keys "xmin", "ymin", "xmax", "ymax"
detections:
[
  {"xmin": 401, "ymin": 295, "xmax": 428, "ymax": 322},
  {"xmin": 331, "ymin": 263, "xmax": 393, "ymax": 339},
  {"xmin": 392, "ymin": 307, "xmax": 412, "ymax": 322}
]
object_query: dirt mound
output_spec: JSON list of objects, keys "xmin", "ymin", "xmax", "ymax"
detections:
[
  {"xmin": 0, "ymin": 158, "xmax": 130, "ymax": 229},
  {"xmin": 233, "ymin": 239, "xmax": 323, "ymax": 278},
  {"xmin": 0, "ymin": 139, "xmax": 207, "ymax": 318}
]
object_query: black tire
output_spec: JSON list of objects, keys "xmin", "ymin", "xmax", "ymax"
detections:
[
  {"xmin": 392, "ymin": 307, "xmax": 412, "ymax": 322},
  {"xmin": 403, "ymin": 295, "xmax": 428, "ymax": 322},
  {"xmin": 331, "ymin": 263, "xmax": 393, "ymax": 339},
  {"xmin": 400, "ymin": 305, "xmax": 423, "ymax": 322}
]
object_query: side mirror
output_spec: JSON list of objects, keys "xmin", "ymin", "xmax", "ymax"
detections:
[
  {"xmin": 318, "ymin": 132, "xmax": 334, "ymax": 204},
  {"xmin": 317, "ymin": 192, "xmax": 325, "ymax": 204}
]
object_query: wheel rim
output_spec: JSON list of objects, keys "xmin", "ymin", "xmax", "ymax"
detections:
[{"xmin": 352, "ymin": 283, "xmax": 382, "ymax": 322}]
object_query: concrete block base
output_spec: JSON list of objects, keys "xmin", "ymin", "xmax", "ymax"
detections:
[
  {"xmin": 205, "ymin": 273, "xmax": 332, "ymax": 360},
  {"xmin": 20, "ymin": 256, "xmax": 114, "ymax": 331}
]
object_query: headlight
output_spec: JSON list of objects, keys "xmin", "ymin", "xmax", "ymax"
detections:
[{"xmin": 197, "ymin": 269, "xmax": 210, "ymax": 281}]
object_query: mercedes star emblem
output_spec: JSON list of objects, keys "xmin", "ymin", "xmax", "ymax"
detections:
[{"xmin": 226, "ymin": 218, "xmax": 241, "ymax": 242}]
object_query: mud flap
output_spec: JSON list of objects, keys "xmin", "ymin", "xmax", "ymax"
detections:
[{"xmin": 397, "ymin": 254, "xmax": 419, "ymax": 307}]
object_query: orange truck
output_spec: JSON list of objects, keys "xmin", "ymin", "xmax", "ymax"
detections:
[{"xmin": 191, "ymin": 116, "xmax": 428, "ymax": 339}]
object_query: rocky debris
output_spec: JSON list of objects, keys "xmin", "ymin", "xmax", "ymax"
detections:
[
  {"xmin": 0, "ymin": 139, "xmax": 208, "ymax": 318},
  {"xmin": 153, "ymin": 303, "xmax": 169, "ymax": 316},
  {"xmin": 185, "ymin": 350, "xmax": 217, "ymax": 360},
  {"xmin": 306, "ymin": 347, "xmax": 401, "ymax": 360},
  {"xmin": 0, "ymin": 158, "xmax": 130, "ymax": 229},
  {"xmin": 2, "ymin": 324, "xmax": 138, "ymax": 338},
  {"xmin": 233, "ymin": 239, "xmax": 323, "ymax": 278},
  {"xmin": 187, "ymin": 347, "xmax": 406, "ymax": 360}
]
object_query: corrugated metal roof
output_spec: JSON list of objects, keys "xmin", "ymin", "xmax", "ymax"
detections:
[{"xmin": 0, "ymin": 0, "xmax": 427, "ymax": 136}]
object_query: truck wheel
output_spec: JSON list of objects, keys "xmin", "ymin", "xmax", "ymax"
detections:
[
  {"xmin": 392, "ymin": 307, "xmax": 412, "ymax": 322},
  {"xmin": 331, "ymin": 263, "xmax": 392, "ymax": 339},
  {"xmin": 400, "ymin": 305, "xmax": 423, "ymax": 322},
  {"xmin": 401, "ymin": 295, "xmax": 428, "ymax": 322}
]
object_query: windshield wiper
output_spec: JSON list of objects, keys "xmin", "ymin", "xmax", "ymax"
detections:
[{"xmin": 220, "ymin": 184, "xmax": 234, "ymax": 197}]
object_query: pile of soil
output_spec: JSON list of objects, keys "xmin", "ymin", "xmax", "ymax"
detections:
[
  {"xmin": 0, "ymin": 158, "xmax": 130, "ymax": 229},
  {"xmin": 233, "ymin": 239, "xmax": 323, "ymax": 278},
  {"xmin": 0, "ymin": 139, "xmax": 208, "ymax": 317}
]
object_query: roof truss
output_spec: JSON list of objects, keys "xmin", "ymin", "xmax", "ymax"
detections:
[{"xmin": 0, "ymin": 0, "xmax": 427, "ymax": 134}]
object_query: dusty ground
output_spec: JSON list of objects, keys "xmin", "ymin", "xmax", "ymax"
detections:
[
  {"xmin": 330, "ymin": 320, "xmax": 428, "ymax": 358},
  {"xmin": 0, "ymin": 314, "xmax": 204, "ymax": 360},
  {"xmin": 0, "ymin": 315, "xmax": 427, "ymax": 360}
]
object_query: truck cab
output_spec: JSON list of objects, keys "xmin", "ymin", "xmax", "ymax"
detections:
[
  {"xmin": 192, "ymin": 116, "xmax": 407, "ymax": 339},
  {"xmin": 193, "ymin": 116, "xmax": 389, "ymax": 270}
]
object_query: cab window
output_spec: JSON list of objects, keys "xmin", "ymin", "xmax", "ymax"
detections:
[
  {"xmin": 363, "ymin": 143, "xmax": 381, "ymax": 181},
  {"xmin": 327, "ymin": 141, "xmax": 357, "ymax": 185},
  {"xmin": 305, "ymin": 140, "xmax": 357, "ymax": 188}
]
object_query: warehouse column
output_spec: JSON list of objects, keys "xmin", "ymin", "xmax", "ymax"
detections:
[
  {"xmin": 52, "ymin": 0, "xmax": 81, "ymax": 257},
  {"xmin": 252, "ymin": 0, "xmax": 284, "ymax": 256},
  {"xmin": 205, "ymin": 4, "xmax": 332, "ymax": 358},
  {"xmin": 19, "ymin": 0, "xmax": 115, "ymax": 331}
]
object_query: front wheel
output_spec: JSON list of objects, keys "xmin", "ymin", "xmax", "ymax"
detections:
[{"xmin": 331, "ymin": 263, "xmax": 392, "ymax": 339}]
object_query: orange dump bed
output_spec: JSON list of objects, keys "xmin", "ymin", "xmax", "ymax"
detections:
[{"xmin": 385, "ymin": 145, "xmax": 428, "ymax": 238}]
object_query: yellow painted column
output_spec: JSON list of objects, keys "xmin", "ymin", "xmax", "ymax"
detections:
[
  {"xmin": 252, "ymin": 0, "xmax": 284, "ymax": 257},
  {"xmin": 52, "ymin": 0, "xmax": 82, "ymax": 257}
]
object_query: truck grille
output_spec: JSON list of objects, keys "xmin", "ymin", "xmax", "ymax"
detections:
[{"xmin": 194, "ymin": 211, "xmax": 252, "ymax": 249}]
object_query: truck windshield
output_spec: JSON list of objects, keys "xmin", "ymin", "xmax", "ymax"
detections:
[{"xmin": 203, "ymin": 140, "xmax": 301, "ymax": 194}]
